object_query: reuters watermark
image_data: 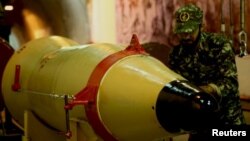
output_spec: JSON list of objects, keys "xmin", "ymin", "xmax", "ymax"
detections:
[{"xmin": 212, "ymin": 129, "xmax": 247, "ymax": 136}]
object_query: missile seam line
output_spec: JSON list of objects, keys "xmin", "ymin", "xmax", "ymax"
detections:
[{"xmin": 21, "ymin": 89, "xmax": 75, "ymax": 99}]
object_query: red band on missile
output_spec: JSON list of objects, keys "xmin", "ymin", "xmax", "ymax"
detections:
[{"xmin": 65, "ymin": 34, "xmax": 147, "ymax": 141}]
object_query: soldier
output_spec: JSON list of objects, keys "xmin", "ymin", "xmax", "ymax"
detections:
[{"xmin": 168, "ymin": 3, "xmax": 246, "ymax": 141}]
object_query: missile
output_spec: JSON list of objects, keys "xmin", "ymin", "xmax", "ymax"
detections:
[{"xmin": 1, "ymin": 35, "xmax": 219, "ymax": 141}]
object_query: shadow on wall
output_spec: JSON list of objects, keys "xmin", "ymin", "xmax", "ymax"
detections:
[
  {"xmin": 142, "ymin": 42, "xmax": 171, "ymax": 66},
  {"xmin": 4, "ymin": 0, "xmax": 91, "ymax": 49}
]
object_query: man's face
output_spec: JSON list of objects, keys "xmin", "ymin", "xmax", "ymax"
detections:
[{"xmin": 177, "ymin": 27, "xmax": 200, "ymax": 47}]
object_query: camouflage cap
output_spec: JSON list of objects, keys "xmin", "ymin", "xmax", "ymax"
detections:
[{"xmin": 174, "ymin": 4, "xmax": 203, "ymax": 33}]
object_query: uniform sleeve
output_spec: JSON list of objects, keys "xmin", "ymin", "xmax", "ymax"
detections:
[{"xmin": 214, "ymin": 42, "xmax": 239, "ymax": 99}]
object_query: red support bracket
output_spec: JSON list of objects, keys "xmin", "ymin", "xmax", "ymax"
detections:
[{"xmin": 12, "ymin": 65, "xmax": 21, "ymax": 91}]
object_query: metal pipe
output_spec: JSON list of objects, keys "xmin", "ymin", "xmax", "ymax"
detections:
[
  {"xmin": 220, "ymin": 0, "xmax": 225, "ymax": 34},
  {"xmin": 238, "ymin": 0, "xmax": 248, "ymax": 57},
  {"xmin": 229, "ymin": 0, "xmax": 234, "ymax": 45},
  {"xmin": 64, "ymin": 95, "xmax": 72, "ymax": 138},
  {"xmin": 240, "ymin": 0, "xmax": 245, "ymax": 30}
]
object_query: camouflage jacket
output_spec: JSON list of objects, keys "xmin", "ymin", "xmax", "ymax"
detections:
[{"xmin": 168, "ymin": 32, "xmax": 245, "ymax": 125}]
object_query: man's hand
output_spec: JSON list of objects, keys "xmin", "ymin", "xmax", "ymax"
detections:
[{"xmin": 199, "ymin": 84, "xmax": 221, "ymax": 102}]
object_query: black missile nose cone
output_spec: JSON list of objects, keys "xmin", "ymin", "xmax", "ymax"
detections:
[{"xmin": 156, "ymin": 80, "xmax": 220, "ymax": 133}]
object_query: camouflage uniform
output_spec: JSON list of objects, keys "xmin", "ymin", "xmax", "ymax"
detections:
[{"xmin": 169, "ymin": 4, "xmax": 245, "ymax": 127}]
